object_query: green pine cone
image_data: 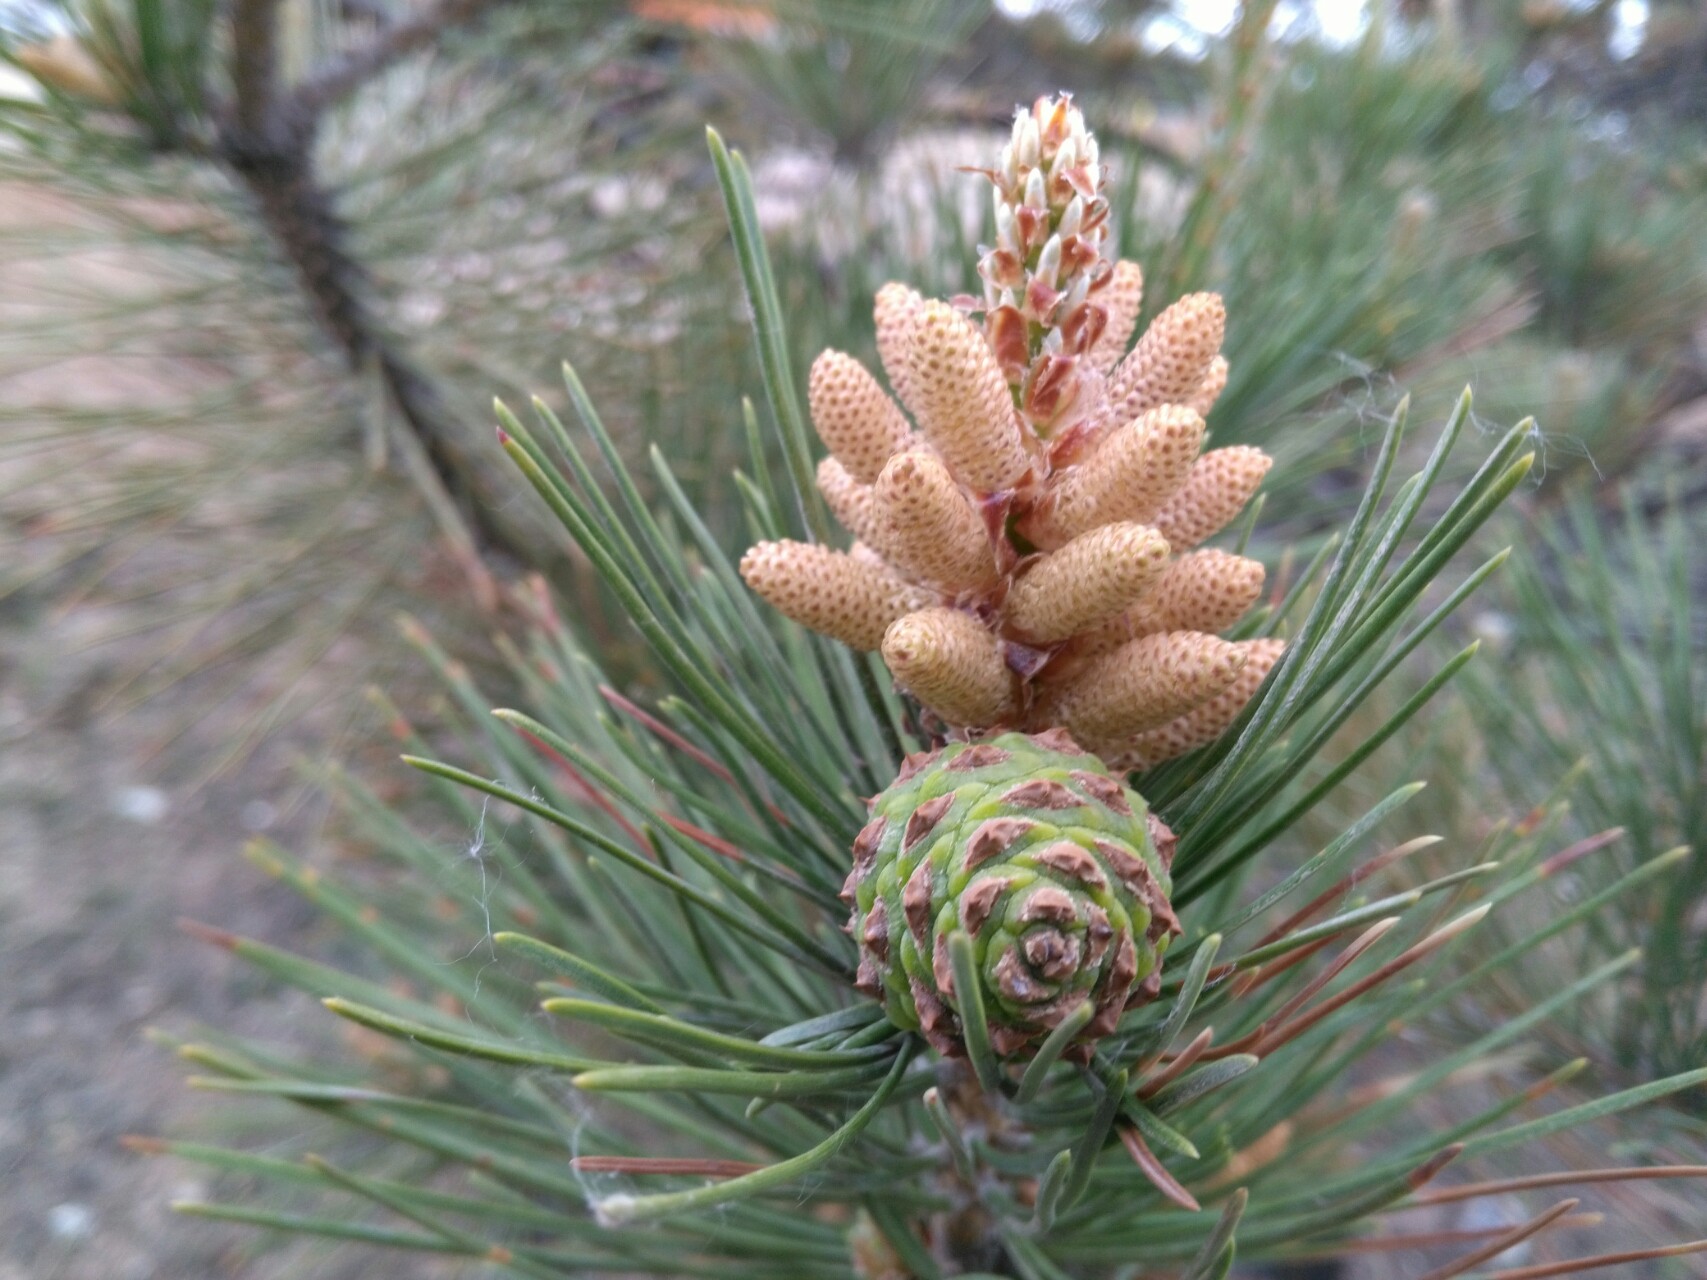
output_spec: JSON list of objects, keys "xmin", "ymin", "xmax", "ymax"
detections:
[{"xmin": 843, "ymin": 729, "xmax": 1180, "ymax": 1062}]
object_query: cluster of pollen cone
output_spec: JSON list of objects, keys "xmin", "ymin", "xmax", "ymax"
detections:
[{"xmin": 741, "ymin": 95, "xmax": 1282, "ymax": 766}]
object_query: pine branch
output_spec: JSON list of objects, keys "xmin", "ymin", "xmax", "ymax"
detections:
[
  {"xmin": 211, "ymin": 0, "xmax": 532, "ymax": 599},
  {"xmin": 291, "ymin": 0, "xmax": 514, "ymax": 119},
  {"xmin": 229, "ymin": 0, "xmax": 287, "ymax": 139}
]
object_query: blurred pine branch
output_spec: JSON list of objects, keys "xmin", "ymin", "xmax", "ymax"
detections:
[
  {"xmin": 1436, "ymin": 477, "xmax": 1707, "ymax": 1083},
  {"xmin": 0, "ymin": 1, "xmax": 730, "ymax": 770}
]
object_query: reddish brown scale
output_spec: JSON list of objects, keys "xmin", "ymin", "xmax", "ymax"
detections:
[
  {"xmin": 1072, "ymin": 770, "xmax": 1133, "ymax": 815},
  {"xmin": 1001, "ymin": 779, "xmax": 1081, "ymax": 810},
  {"xmin": 948, "ymin": 744, "xmax": 1014, "ymax": 771},
  {"xmin": 1032, "ymin": 842, "xmax": 1107, "ymax": 890},
  {"xmin": 959, "ymin": 877, "xmax": 1009, "ymax": 935},
  {"xmin": 965, "ymin": 818, "xmax": 1035, "ymax": 870},
  {"xmin": 903, "ymin": 793, "xmax": 954, "ymax": 850}
]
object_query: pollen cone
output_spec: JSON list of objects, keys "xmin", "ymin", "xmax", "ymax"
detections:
[
  {"xmin": 1005, "ymin": 523, "xmax": 1171, "ymax": 645},
  {"xmin": 817, "ymin": 456, "xmax": 888, "ymax": 550},
  {"xmin": 1118, "ymin": 639, "xmax": 1285, "ymax": 769},
  {"xmin": 1040, "ymin": 631, "xmax": 1246, "ymax": 746},
  {"xmin": 1125, "ymin": 549, "xmax": 1266, "ymax": 637},
  {"xmin": 906, "ymin": 300, "xmax": 1032, "ymax": 493},
  {"xmin": 874, "ymin": 282, "xmax": 925, "ymax": 416},
  {"xmin": 1152, "ymin": 446, "xmax": 1273, "ymax": 550},
  {"xmin": 1021, "ymin": 405, "xmax": 1205, "ymax": 548},
  {"xmin": 1105, "ymin": 292, "xmax": 1225, "ymax": 424},
  {"xmin": 882, "ymin": 608, "xmax": 1017, "ymax": 728},
  {"xmin": 874, "ymin": 451, "xmax": 997, "ymax": 590},
  {"xmin": 740, "ymin": 541, "xmax": 931, "ymax": 651},
  {"xmin": 1087, "ymin": 259, "xmax": 1144, "ymax": 375},
  {"xmin": 808, "ymin": 350, "xmax": 913, "ymax": 485},
  {"xmin": 1187, "ymin": 355, "xmax": 1229, "ymax": 418}
]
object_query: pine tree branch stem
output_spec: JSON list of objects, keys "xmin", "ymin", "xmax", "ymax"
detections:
[
  {"xmin": 229, "ymin": 0, "xmax": 285, "ymax": 139},
  {"xmin": 212, "ymin": 0, "xmax": 535, "ymax": 602},
  {"xmin": 291, "ymin": 0, "xmax": 512, "ymax": 119}
]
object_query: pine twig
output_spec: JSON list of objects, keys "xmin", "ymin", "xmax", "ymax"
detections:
[
  {"xmin": 213, "ymin": 0, "xmax": 528, "ymax": 604},
  {"xmin": 291, "ymin": 0, "xmax": 513, "ymax": 119}
]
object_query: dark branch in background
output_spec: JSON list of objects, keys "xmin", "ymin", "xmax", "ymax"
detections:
[
  {"xmin": 228, "ymin": 0, "xmax": 285, "ymax": 138},
  {"xmin": 293, "ymin": 0, "xmax": 508, "ymax": 118},
  {"xmin": 335, "ymin": 0, "xmax": 394, "ymax": 24},
  {"xmin": 214, "ymin": 0, "xmax": 517, "ymax": 608}
]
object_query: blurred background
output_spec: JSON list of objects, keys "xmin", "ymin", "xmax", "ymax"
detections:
[{"xmin": 1, "ymin": 0, "xmax": 1703, "ymax": 1276}]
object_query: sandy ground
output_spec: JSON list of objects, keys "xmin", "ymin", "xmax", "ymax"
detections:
[
  {"xmin": 0, "ymin": 177, "xmax": 429, "ymax": 1280},
  {"xmin": 0, "ymin": 551, "xmax": 407, "ymax": 1280},
  {"xmin": 0, "ymin": 596, "xmax": 331, "ymax": 1280}
]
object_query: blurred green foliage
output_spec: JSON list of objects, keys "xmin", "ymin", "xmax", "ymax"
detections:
[
  {"xmin": 1440, "ymin": 482, "xmax": 1707, "ymax": 1082},
  {"xmin": 706, "ymin": 0, "xmax": 984, "ymax": 162}
]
